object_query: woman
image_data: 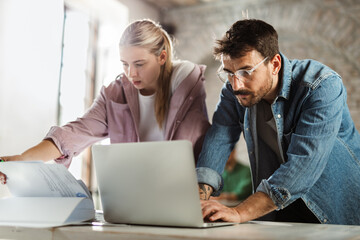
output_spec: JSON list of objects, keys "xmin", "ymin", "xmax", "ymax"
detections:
[{"xmin": 0, "ymin": 19, "xmax": 210, "ymax": 172}]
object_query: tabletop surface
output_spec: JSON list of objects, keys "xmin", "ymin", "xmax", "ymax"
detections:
[{"xmin": 1, "ymin": 220, "xmax": 360, "ymax": 240}]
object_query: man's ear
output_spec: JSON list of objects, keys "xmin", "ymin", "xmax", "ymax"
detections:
[
  {"xmin": 271, "ymin": 54, "xmax": 281, "ymax": 75},
  {"xmin": 158, "ymin": 50, "xmax": 167, "ymax": 65}
]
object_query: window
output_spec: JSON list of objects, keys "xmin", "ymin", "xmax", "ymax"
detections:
[{"xmin": 58, "ymin": 3, "xmax": 128, "ymax": 209}]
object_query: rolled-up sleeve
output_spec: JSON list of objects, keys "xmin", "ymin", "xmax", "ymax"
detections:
[
  {"xmin": 196, "ymin": 167, "xmax": 223, "ymax": 195},
  {"xmin": 45, "ymin": 87, "xmax": 109, "ymax": 167}
]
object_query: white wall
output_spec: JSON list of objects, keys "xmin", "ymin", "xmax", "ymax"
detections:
[
  {"xmin": 118, "ymin": 0, "xmax": 159, "ymax": 22},
  {"xmin": 0, "ymin": 0, "xmax": 159, "ymax": 158},
  {"xmin": 0, "ymin": 0, "xmax": 64, "ymax": 155}
]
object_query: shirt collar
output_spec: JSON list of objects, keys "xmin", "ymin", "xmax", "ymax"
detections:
[{"xmin": 276, "ymin": 52, "xmax": 292, "ymax": 101}]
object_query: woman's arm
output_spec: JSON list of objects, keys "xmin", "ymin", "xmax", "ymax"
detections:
[
  {"xmin": 0, "ymin": 139, "xmax": 61, "ymax": 162},
  {"xmin": 0, "ymin": 140, "xmax": 62, "ymax": 185}
]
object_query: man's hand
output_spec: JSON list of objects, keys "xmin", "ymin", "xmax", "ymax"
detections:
[
  {"xmin": 198, "ymin": 183, "xmax": 213, "ymax": 200},
  {"xmin": 201, "ymin": 192, "xmax": 277, "ymax": 223},
  {"xmin": 201, "ymin": 200, "xmax": 241, "ymax": 222}
]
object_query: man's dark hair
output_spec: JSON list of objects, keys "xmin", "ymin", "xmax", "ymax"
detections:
[{"xmin": 214, "ymin": 19, "xmax": 279, "ymax": 60}]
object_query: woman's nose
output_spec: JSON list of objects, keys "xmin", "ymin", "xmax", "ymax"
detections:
[{"xmin": 128, "ymin": 66, "xmax": 137, "ymax": 78}]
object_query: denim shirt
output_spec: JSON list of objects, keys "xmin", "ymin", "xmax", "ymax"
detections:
[{"xmin": 196, "ymin": 53, "xmax": 360, "ymax": 225}]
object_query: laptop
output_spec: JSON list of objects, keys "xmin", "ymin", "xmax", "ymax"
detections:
[{"xmin": 92, "ymin": 140, "xmax": 236, "ymax": 228}]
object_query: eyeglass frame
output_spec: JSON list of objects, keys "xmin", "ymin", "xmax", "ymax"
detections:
[{"xmin": 216, "ymin": 56, "xmax": 268, "ymax": 83}]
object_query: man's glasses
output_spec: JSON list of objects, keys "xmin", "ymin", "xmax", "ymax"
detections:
[{"xmin": 217, "ymin": 57, "xmax": 268, "ymax": 83}]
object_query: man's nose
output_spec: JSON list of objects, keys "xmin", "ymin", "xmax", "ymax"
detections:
[{"xmin": 232, "ymin": 75, "xmax": 245, "ymax": 90}]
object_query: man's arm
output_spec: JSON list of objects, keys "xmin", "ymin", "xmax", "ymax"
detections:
[
  {"xmin": 201, "ymin": 192, "xmax": 277, "ymax": 223},
  {"xmin": 196, "ymin": 83, "xmax": 244, "ymax": 196}
]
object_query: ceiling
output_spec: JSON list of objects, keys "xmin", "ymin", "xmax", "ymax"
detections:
[{"xmin": 139, "ymin": 0, "xmax": 219, "ymax": 10}]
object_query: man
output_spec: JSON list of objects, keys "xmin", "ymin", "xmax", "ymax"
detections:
[{"xmin": 197, "ymin": 19, "xmax": 360, "ymax": 225}]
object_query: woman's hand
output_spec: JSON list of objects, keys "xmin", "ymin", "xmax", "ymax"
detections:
[
  {"xmin": 0, "ymin": 171, "xmax": 7, "ymax": 184},
  {"xmin": 0, "ymin": 156, "xmax": 21, "ymax": 184},
  {"xmin": 0, "ymin": 139, "xmax": 62, "ymax": 185},
  {"xmin": 0, "ymin": 140, "xmax": 62, "ymax": 164}
]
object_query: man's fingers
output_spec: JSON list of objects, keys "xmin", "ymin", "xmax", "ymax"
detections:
[
  {"xmin": 200, "ymin": 200, "xmax": 225, "ymax": 219},
  {"xmin": 201, "ymin": 200, "xmax": 242, "ymax": 223},
  {"xmin": 201, "ymin": 200, "xmax": 216, "ymax": 218},
  {"xmin": 201, "ymin": 203, "xmax": 216, "ymax": 218},
  {"xmin": 209, "ymin": 208, "xmax": 238, "ymax": 222},
  {"xmin": 209, "ymin": 211, "xmax": 225, "ymax": 222}
]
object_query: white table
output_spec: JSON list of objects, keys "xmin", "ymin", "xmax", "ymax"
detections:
[{"xmin": 1, "ymin": 221, "xmax": 360, "ymax": 240}]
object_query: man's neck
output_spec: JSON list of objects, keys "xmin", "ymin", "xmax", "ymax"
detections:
[{"xmin": 263, "ymin": 73, "xmax": 281, "ymax": 104}]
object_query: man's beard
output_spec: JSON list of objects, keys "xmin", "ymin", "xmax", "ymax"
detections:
[{"xmin": 233, "ymin": 76, "xmax": 273, "ymax": 107}]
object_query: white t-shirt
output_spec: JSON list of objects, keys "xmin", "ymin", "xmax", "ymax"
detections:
[{"xmin": 138, "ymin": 60, "xmax": 195, "ymax": 141}]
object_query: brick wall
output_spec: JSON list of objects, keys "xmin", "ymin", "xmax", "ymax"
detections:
[{"xmin": 163, "ymin": 0, "xmax": 360, "ymax": 131}]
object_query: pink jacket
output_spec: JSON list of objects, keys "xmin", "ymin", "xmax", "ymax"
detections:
[{"xmin": 46, "ymin": 64, "xmax": 210, "ymax": 167}]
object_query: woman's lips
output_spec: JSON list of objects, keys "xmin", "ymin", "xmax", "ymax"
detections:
[{"xmin": 132, "ymin": 80, "xmax": 141, "ymax": 86}]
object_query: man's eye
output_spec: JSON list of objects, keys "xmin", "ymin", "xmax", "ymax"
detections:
[
  {"xmin": 237, "ymin": 70, "xmax": 250, "ymax": 77},
  {"xmin": 135, "ymin": 64, "xmax": 144, "ymax": 67}
]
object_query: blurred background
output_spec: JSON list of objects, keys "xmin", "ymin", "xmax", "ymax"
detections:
[{"xmin": 1, "ymin": 0, "xmax": 359, "ymax": 205}]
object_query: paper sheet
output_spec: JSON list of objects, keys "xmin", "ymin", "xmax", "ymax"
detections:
[
  {"xmin": 0, "ymin": 162, "xmax": 89, "ymax": 198},
  {"xmin": 0, "ymin": 162, "xmax": 95, "ymax": 228}
]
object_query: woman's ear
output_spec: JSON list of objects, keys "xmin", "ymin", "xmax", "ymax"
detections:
[{"xmin": 158, "ymin": 50, "xmax": 167, "ymax": 65}]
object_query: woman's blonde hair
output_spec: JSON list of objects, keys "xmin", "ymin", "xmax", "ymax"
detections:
[{"xmin": 119, "ymin": 19, "xmax": 173, "ymax": 128}]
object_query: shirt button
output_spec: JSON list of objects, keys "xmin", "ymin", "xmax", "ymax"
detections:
[
  {"xmin": 246, "ymin": 128, "xmax": 249, "ymax": 131},
  {"xmin": 277, "ymin": 114, "xmax": 281, "ymax": 119}
]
